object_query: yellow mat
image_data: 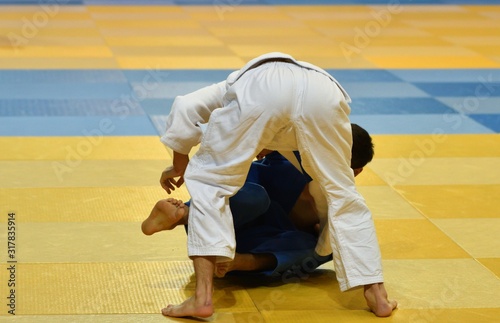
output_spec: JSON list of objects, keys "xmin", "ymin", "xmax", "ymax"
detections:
[
  {"xmin": 1, "ymin": 134, "xmax": 499, "ymax": 322},
  {"xmin": 0, "ymin": 5, "xmax": 499, "ymax": 69},
  {"xmin": 1, "ymin": 3, "xmax": 500, "ymax": 322}
]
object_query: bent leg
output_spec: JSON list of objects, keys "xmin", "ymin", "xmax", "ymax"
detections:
[
  {"xmin": 228, "ymin": 182, "xmax": 270, "ymax": 229},
  {"xmin": 226, "ymin": 200, "xmax": 330, "ymax": 278},
  {"xmin": 294, "ymin": 68, "xmax": 396, "ymax": 315},
  {"xmin": 178, "ymin": 63, "xmax": 303, "ymax": 318},
  {"xmin": 181, "ymin": 181, "xmax": 270, "ymax": 233},
  {"xmin": 184, "ymin": 64, "xmax": 295, "ymax": 261},
  {"xmin": 142, "ymin": 198, "xmax": 188, "ymax": 235},
  {"xmin": 241, "ymin": 229, "xmax": 330, "ymax": 277},
  {"xmin": 215, "ymin": 253, "xmax": 277, "ymax": 277},
  {"xmin": 294, "ymin": 70, "xmax": 383, "ymax": 289}
]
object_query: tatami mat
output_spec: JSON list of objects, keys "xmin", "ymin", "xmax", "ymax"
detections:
[
  {"xmin": 1, "ymin": 1, "xmax": 499, "ymax": 322},
  {"xmin": 0, "ymin": 223, "xmax": 189, "ymax": 262},
  {"xmin": 1, "ymin": 4, "xmax": 500, "ymax": 69}
]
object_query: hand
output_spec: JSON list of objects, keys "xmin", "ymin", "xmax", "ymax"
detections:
[
  {"xmin": 160, "ymin": 166, "xmax": 185, "ymax": 194},
  {"xmin": 160, "ymin": 152, "xmax": 189, "ymax": 194}
]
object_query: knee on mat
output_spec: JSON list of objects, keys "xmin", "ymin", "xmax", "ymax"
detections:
[{"xmin": 233, "ymin": 182, "xmax": 271, "ymax": 215}]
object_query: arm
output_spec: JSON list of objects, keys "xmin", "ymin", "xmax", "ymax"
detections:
[
  {"xmin": 289, "ymin": 183, "xmax": 320, "ymax": 236},
  {"xmin": 160, "ymin": 81, "xmax": 227, "ymax": 155},
  {"xmin": 159, "ymin": 81, "xmax": 227, "ymax": 193}
]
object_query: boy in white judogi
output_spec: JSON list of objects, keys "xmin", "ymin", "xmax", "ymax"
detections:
[{"xmin": 158, "ymin": 52, "xmax": 397, "ymax": 318}]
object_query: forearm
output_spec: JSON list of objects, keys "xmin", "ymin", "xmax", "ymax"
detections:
[
  {"xmin": 161, "ymin": 81, "xmax": 226, "ymax": 154},
  {"xmin": 173, "ymin": 151, "xmax": 189, "ymax": 174}
]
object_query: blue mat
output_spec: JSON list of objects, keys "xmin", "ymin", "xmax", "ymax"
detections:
[{"xmin": 1, "ymin": 69, "xmax": 499, "ymax": 136}]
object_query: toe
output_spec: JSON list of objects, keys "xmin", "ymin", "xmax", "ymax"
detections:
[{"xmin": 161, "ymin": 305, "xmax": 172, "ymax": 316}]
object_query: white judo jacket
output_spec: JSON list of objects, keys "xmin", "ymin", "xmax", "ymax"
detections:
[{"xmin": 161, "ymin": 52, "xmax": 384, "ymax": 291}]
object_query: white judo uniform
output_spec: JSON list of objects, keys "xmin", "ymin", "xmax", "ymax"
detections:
[{"xmin": 161, "ymin": 52, "xmax": 384, "ymax": 291}]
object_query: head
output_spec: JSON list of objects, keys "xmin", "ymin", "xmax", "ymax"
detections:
[{"xmin": 351, "ymin": 123, "xmax": 374, "ymax": 177}]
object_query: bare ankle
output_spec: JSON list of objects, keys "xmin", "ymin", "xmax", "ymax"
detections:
[{"xmin": 364, "ymin": 283, "xmax": 397, "ymax": 317}]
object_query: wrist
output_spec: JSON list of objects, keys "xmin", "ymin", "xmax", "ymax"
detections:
[{"xmin": 173, "ymin": 151, "xmax": 189, "ymax": 173}]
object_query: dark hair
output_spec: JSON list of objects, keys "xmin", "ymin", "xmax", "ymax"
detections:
[{"xmin": 351, "ymin": 123, "xmax": 374, "ymax": 169}]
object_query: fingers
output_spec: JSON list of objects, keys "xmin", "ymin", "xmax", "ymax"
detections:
[
  {"xmin": 161, "ymin": 177, "xmax": 185, "ymax": 194},
  {"xmin": 160, "ymin": 166, "xmax": 186, "ymax": 194},
  {"xmin": 161, "ymin": 178, "xmax": 178, "ymax": 194},
  {"xmin": 175, "ymin": 176, "xmax": 185, "ymax": 188}
]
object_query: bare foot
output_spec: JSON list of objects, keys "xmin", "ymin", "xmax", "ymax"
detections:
[
  {"xmin": 141, "ymin": 198, "xmax": 187, "ymax": 235},
  {"xmin": 364, "ymin": 283, "xmax": 397, "ymax": 317},
  {"xmin": 161, "ymin": 296, "xmax": 213, "ymax": 318},
  {"xmin": 215, "ymin": 261, "xmax": 234, "ymax": 278},
  {"xmin": 214, "ymin": 253, "xmax": 276, "ymax": 277}
]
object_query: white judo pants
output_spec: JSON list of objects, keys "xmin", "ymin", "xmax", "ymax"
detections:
[{"xmin": 184, "ymin": 61, "xmax": 383, "ymax": 291}]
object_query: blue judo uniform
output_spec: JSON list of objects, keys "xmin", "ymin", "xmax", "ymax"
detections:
[
  {"xmin": 185, "ymin": 151, "xmax": 332, "ymax": 277},
  {"xmin": 229, "ymin": 151, "xmax": 332, "ymax": 277}
]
